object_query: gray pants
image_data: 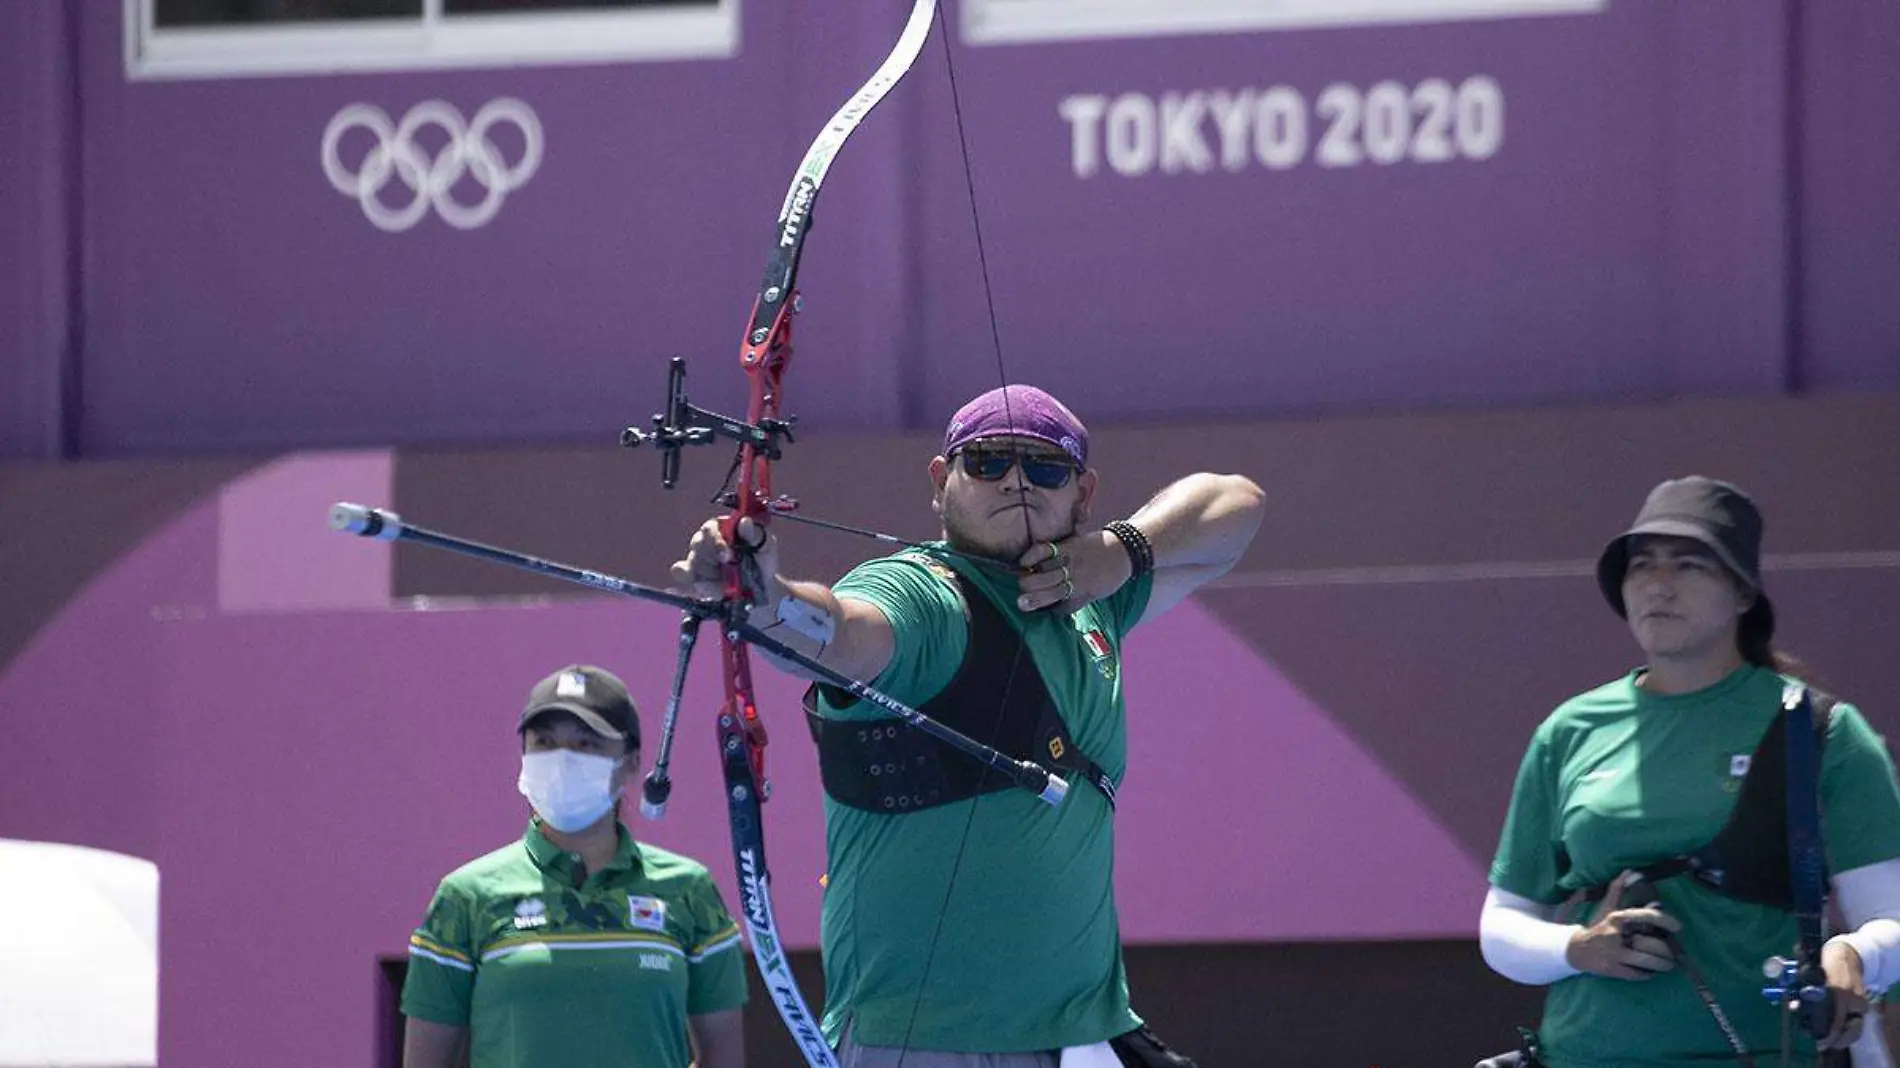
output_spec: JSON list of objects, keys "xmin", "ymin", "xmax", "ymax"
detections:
[{"xmin": 835, "ymin": 1027, "xmax": 1059, "ymax": 1068}]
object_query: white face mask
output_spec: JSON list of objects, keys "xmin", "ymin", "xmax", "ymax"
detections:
[{"xmin": 518, "ymin": 749, "xmax": 623, "ymax": 833}]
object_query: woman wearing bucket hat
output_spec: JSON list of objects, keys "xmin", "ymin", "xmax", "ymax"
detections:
[{"xmin": 1477, "ymin": 477, "xmax": 1900, "ymax": 1067}]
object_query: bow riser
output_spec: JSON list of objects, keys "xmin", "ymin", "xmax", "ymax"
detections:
[
  {"xmin": 720, "ymin": 297, "xmax": 793, "ymax": 789},
  {"xmin": 718, "ymin": 638, "xmax": 769, "ymax": 783},
  {"xmin": 730, "ymin": 297, "xmax": 793, "ymax": 523}
]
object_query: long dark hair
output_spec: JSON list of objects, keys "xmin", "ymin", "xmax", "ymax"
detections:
[{"xmin": 1738, "ymin": 602, "xmax": 1811, "ymax": 681}]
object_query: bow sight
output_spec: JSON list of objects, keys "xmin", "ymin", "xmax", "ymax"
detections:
[{"xmin": 620, "ymin": 356, "xmax": 797, "ymax": 491}]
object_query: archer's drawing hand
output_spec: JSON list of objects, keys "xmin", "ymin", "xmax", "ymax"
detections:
[{"xmin": 1013, "ymin": 531, "xmax": 1131, "ymax": 613}]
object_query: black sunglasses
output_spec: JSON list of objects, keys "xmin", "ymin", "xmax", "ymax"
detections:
[{"xmin": 957, "ymin": 447, "xmax": 1079, "ymax": 490}]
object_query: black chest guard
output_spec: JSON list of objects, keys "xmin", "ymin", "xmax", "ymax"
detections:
[
  {"xmin": 803, "ymin": 567, "xmax": 1118, "ymax": 814},
  {"xmin": 1588, "ymin": 687, "xmax": 1836, "ymax": 909}
]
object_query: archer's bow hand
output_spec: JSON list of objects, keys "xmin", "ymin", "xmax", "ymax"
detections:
[
  {"xmin": 670, "ymin": 516, "xmax": 785, "ymax": 617},
  {"xmin": 1817, "ymin": 940, "xmax": 1870, "ymax": 1050}
]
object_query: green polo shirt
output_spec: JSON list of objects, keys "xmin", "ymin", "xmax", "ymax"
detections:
[
  {"xmin": 401, "ymin": 820, "xmax": 748, "ymax": 1068},
  {"xmin": 1490, "ymin": 666, "xmax": 1900, "ymax": 1068},
  {"xmin": 815, "ymin": 545, "xmax": 1152, "ymax": 1053}
]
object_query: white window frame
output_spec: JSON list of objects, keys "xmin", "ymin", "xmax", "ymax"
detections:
[
  {"xmin": 962, "ymin": 0, "xmax": 1606, "ymax": 46},
  {"xmin": 125, "ymin": 0, "xmax": 740, "ymax": 80}
]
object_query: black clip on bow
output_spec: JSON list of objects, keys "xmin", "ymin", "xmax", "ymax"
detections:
[{"xmin": 1616, "ymin": 871, "xmax": 1668, "ymax": 944}]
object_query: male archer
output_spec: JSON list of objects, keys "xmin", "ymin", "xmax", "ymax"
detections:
[{"xmin": 671, "ymin": 384, "xmax": 1264, "ymax": 1067}]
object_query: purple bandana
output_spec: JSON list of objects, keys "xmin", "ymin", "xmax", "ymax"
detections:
[{"xmin": 941, "ymin": 385, "xmax": 1089, "ymax": 467}]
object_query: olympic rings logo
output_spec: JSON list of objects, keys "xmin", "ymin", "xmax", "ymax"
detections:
[{"xmin": 321, "ymin": 99, "xmax": 543, "ymax": 233}]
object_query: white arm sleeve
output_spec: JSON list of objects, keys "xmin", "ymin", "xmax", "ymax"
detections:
[
  {"xmin": 1480, "ymin": 886, "xmax": 1584, "ymax": 985},
  {"xmin": 1831, "ymin": 856, "xmax": 1900, "ymax": 993}
]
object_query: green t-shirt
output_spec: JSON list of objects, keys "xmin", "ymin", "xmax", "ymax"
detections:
[
  {"xmin": 816, "ymin": 545, "xmax": 1153, "ymax": 1053},
  {"xmin": 400, "ymin": 820, "xmax": 748, "ymax": 1068},
  {"xmin": 1490, "ymin": 666, "xmax": 1900, "ymax": 1068}
]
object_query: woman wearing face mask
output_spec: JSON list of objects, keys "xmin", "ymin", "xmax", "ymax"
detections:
[
  {"xmin": 399, "ymin": 665, "xmax": 748, "ymax": 1068},
  {"xmin": 1479, "ymin": 477, "xmax": 1900, "ymax": 1068}
]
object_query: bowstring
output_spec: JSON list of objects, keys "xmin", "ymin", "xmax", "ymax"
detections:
[{"xmin": 887, "ymin": 4, "xmax": 1049, "ymax": 1064}]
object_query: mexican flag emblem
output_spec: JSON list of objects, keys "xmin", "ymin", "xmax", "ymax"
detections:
[{"xmin": 1080, "ymin": 628, "xmax": 1117, "ymax": 680}]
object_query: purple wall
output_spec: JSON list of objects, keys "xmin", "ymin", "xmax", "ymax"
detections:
[
  {"xmin": 1798, "ymin": 1, "xmax": 1900, "ymax": 388},
  {"xmin": 0, "ymin": 2, "xmax": 75, "ymax": 458},
  {"xmin": 0, "ymin": 1, "xmax": 1895, "ymax": 460},
  {"xmin": 912, "ymin": 1, "xmax": 1797, "ymax": 415}
]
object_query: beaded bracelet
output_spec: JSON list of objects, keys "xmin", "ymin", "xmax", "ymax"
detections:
[{"xmin": 1104, "ymin": 520, "xmax": 1154, "ymax": 579}]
